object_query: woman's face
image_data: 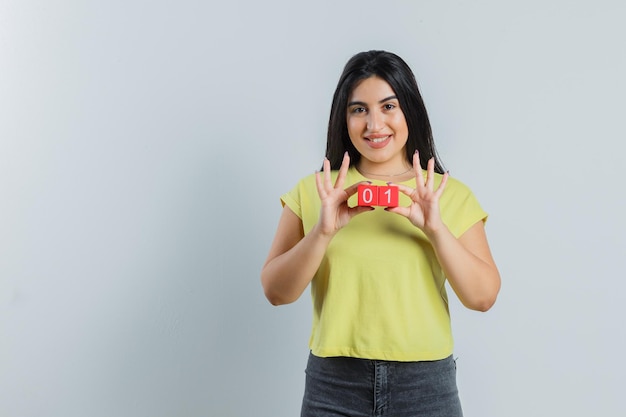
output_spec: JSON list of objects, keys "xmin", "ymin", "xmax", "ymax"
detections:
[{"xmin": 346, "ymin": 76, "xmax": 409, "ymax": 171}]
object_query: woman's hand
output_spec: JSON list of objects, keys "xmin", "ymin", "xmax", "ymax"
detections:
[
  {"xmin": 386, "ymin": 151, "xmax": 449, "ymax": 237},
  {"xmin": 315, "ymin": 152, "xmax": 372, "ymax": 236}
]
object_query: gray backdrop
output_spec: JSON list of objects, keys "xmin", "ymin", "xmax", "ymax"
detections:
[{"xmin": 1, "ymin": 0, "xmax": 624, "ymax": 416}]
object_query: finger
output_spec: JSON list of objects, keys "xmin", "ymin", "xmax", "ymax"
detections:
[
  {"xmin": 343, "ymin": 180, "xmax": 368, "ymax": 198},
  {"xmin": 348, "ymin": 205, "xmax": 375, "ymax": 217},
  {"xmin": 315, "ymin": 170, "xmax": 327, "ymax": 199},
  {"xmin": 393, "ymin": 183, "xmax": 418, "ymax": 200},
  {"xmin": 335, "ymin": 152, "xmax": 350, "ymax": 189},
  {"xmin": 434, "ymin": 171, "xmax": 449, "ymax": 198},
  {"xmin": 385, "ymin": 205, "xmax": 411, "ymax": 217},
  {"xmin": 425, "ymin": 157, "xmax": 435, "ymax": 190},
  {"xmin": 322, "ymin": 157, "xmax": 333, "ymax": 190},
  {"xmin": 413, "ymin": 151, "xmax": 425, "ymax": 187}
]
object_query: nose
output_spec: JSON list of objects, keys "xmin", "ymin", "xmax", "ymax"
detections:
[{"xmin": 366, "ymin": 110, "xmax": 383, "ymax": 131}]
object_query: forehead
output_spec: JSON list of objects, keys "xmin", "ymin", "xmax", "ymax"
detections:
[{"xmin": 349, "ymin": 76, "xmax": 396, "ymax": 101}]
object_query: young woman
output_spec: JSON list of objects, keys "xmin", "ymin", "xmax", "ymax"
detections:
[{"xmin": 261, "ymin": 50, "xmax": 501, "ymax": 417}]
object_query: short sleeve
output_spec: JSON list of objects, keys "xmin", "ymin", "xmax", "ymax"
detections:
[
  {"xmin": 279, "ymin": 173, "xmax": 320, "ymax": 232},
  {"xmin": 280, "ymin": 186, "xmax": 303, "ymax": 219},
  {"xmin": 440, "ymin": 177, "xmax": 488, "ymax": 238}
]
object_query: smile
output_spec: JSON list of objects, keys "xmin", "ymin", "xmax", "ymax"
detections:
[
  {"xmin": 367, "ymin": 135, "xmax": 390, "ymax": 143},
  {"xmin": 370, "ymin": 137, "xmax": 388, "ymax": 143},
  {"xmin": 364, "ymin": 135, "xmax": 392, "ymax": 149}
]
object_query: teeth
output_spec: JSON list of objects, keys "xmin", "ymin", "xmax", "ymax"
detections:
[{"xmin": 370, "ymin": 137, "xmax": 388, "ymax": 143}]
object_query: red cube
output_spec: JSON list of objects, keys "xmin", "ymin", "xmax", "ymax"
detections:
[
  {"xmin": 378, "ymin": 185, "xmax": 399, "ymax": 207},
  {"xmin": 358, "ymin": 184, "xmax": 378, "ymax": 206}
]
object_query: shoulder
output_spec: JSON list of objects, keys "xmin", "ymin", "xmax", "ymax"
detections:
[
  {"xmin": 280, "ymin": 172, "xmax": 320, "ymax": 210},
  {"xmin": 440, "ymin": 175, "xmax": 478, "ymax": 202},
  {"xmin": 439, "ymin": 174, "xmax": 487, "ymax": 235},
  {"xmin": 440, "ymin": 174, "xmax": 485, "ymax": 214},
  {"xmin": 287, "ymin": 168, "xmax": 346, "ymax": 192},
  {"xmin": 443, "ymin": 174, "xmax": 472, "ymax": 193},
  {"xmin": 288, "ymin": 172, "xmax": 319, "ymax": 195}
]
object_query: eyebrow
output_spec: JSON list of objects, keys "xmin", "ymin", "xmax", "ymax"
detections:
[{"xmin": 347, "ymin": 95, "xmax": 398, "ymax": 107}]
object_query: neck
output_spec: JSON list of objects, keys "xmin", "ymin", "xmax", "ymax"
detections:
[{"xmin": 356, "ymin": 163, "xmax": 413, "ymax": 177}]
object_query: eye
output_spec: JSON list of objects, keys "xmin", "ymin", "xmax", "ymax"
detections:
[
  {"xmin": 350, "ymin": 106, "xmax": 367, "ymax": 114},
  {"xmin": 383, "ymin": 103, "xmax": 396, "ymax": 111}
]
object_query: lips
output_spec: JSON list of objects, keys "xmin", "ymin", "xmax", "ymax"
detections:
[{"xmin": 365, "ymin": 135, "xmax": 391, "ymax": 149}]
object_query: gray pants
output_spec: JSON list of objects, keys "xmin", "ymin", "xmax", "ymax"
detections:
[{"xmin": 301, "ymin": 352, "xmax": 463, "ymax": 417}]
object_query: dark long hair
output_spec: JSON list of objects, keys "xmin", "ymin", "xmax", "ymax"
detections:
[{"xmin": 325, "ymin": 50, "xmax": 445, "ymax": 173}]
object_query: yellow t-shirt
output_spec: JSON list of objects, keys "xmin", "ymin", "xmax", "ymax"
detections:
[{"xmin": 281, "ymin": 167, "xmax": 487, "ymax": 361}]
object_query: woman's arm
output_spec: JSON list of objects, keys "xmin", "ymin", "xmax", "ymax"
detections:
[
  {"xmin": 388, "ymin": 151, "xmax": 501, "ymax": 311},
  {"xmin": 426, "ymin": 220, "xmax": 500, "ymax": 311},
  {"xmin": 261, "ymin": 153, "xmax": 372, "ymax": 306},
  {"xmin": 261, "ymin": 207, "xmax": 333, "ymax": 305}
]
